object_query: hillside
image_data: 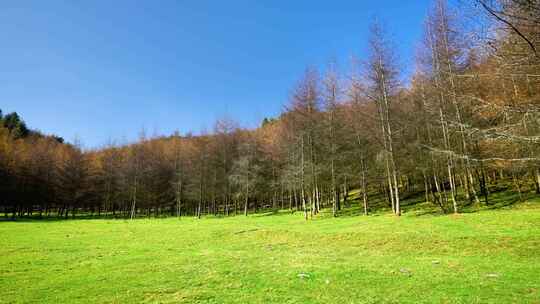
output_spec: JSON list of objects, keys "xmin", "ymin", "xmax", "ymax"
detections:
[{"xmin": 2, "ymin": 193, "xmax": 539, "ymax": 304}]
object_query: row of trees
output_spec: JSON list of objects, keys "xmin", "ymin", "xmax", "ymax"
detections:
[{"xmin": 1, "ymin": 0, "xmax": 538, "ymax": 220}]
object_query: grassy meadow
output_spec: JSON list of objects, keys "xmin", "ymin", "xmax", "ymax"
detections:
[{"xmin": 2, "ymin": 192, "xmax": 540, "ymax": 303}]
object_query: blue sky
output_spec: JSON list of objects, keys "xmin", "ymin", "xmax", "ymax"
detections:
[{"xmin": 0, "ymin": 0, "xmax": 433, "ymax": 148}]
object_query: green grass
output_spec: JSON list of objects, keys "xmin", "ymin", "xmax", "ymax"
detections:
[{"xmin": 2, "ymin": 195, "xmax": 540, "ymax": 303}]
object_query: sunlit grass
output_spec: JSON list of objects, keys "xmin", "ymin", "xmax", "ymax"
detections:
[{"xmin": 1, "ymin": 194, "xmax": 539, "ymax": 303}]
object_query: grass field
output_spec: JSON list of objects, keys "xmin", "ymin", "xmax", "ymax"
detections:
[{"xmin": 2, "ymin": 194, "xmax": 540, "ymax": 303}]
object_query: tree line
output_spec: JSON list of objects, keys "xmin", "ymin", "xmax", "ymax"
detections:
[{"xmin": 1, "ymin": 0, "xmax": 539, "ymax": 220}]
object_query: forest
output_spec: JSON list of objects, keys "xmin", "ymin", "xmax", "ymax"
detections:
[{"xmin": 1, "ymin": 0, "xmax": 539, "ymax": 221}]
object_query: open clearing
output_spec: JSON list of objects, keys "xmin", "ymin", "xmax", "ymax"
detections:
[{"xmin": 2, "ymin": 199, "xmax": 540, "ymax": 304}]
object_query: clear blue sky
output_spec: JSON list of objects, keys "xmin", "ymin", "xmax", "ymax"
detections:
[{"xmin": 0, "ymin": 0, "xmax": 433, "ymax": 148}]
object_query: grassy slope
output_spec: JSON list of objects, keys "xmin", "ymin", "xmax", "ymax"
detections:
[{"xmin": 1, "ymin": 194, "xmax": 540, "ymax": 303}]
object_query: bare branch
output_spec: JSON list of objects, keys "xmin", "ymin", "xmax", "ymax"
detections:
[{"xmin": 476, "ymin": 0, "xmax": 537, "ymax": 55}]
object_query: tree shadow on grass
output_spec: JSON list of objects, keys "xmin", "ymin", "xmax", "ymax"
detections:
[
  {"xmin": 476, "ymin": 191, "xmax": 536, "ymax": 211},
  {"xmin": 412, "ymin": 189, "xmax": 539, "ymax": 217},
  {"xmin": 0, "ymin": 213, "xmax": 163, "ymax": 223},
  {"xmin": 253, "ymin": 209, "xmax": 301, "ymax": 217}
]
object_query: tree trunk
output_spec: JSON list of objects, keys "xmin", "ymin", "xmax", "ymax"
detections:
[{"xmin": 361, "ymin": 157, "xmax": 368, "ymax": 216}]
